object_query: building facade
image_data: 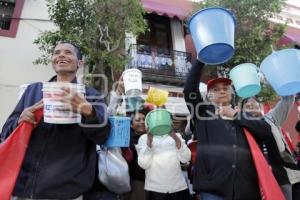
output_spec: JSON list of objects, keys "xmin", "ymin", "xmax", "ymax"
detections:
[
  {"xmin": 0, "ymin": 0, "xmax": 299, "ymax": 141},
  {"xmin": 0, "ymin": 0, "xmax": 55, "ymax": 128}
]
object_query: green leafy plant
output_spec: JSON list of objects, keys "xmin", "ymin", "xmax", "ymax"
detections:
[{"xmin": 34, "ymin": 0, "xmax": 147, "ymax": 92}]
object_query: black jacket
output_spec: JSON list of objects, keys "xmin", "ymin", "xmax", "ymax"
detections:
[
  {"xmin": 256, "ymin": 128, "xmax": 291, "ymax": 186},
  {"xmin": 184, "ymin": 61, "xmax": 272, "ymax": 200},
  {"xmin": 0, "ymin": 77, "xmax": 110, "ymax": 199},
  {"xmin": 129, "ymin": 131, "xmax": 145, "ymax": 181}
]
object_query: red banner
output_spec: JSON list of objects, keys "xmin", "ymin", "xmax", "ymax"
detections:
[
  {"xmin": 244, "ymin": 128, "xmax": 286, "ymax": 200},
  {"xmin": 0, "ymin": 109, "xmax": 43, "ymax": 200}
]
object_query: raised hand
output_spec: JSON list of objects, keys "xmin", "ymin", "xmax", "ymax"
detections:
[
  {"xmin": 169, "ymin": 131, "xmax": 181, "ymax": 149},
  {"xmin": 218, "ymin": 105, "xmax": 240, "ymax": 119},
  {"xmin": 115, "ymin": 76, "xmax": 125, "ymax": 96},
  {"xmin": 147, "ymin": 132, "xmax": 153, "ymax": 148}
]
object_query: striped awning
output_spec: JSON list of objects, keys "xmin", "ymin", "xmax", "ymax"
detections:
[{"xmin": 141, "ymin": 0, "xmax": 193, "ymax": 20}]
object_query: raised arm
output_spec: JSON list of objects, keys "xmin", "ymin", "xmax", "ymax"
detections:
[
  {"xmin": 234, "ymin": 112, "xmax": 272, "ymax": 140},
  {"xmin": 107, "ymin": 76, "xmax": 124, "ymax": 115},
  {"xmin": 183, "ymin": 60, "xmax": 205, "ymax": 108},
  {"xmin": 174, "ymin": 133, "xmax": 191, "ymax": 163},
  {"xmin": 136, "ymin": 134, "xmax": 154, "ymax": 170},
  {"xmin": 107, "ymin": 91, "xmax": 123, "ymax": 115},
  {"xmin": 183, "ymin": 60, "xmax": 206, "ymax": 124},
  {"xmin": 265, "ymin": 95, "xmax": 295, "ymax": 127}
]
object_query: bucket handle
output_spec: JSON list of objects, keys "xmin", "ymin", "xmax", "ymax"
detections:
[
  {"xmin": 254, "ymin": 65, "xmax": 262, "ymax": 79},
  {"xmin": 255, "ymin": 65, "xmax": 260, "ymax": 73},
  {"xmin": 270, "ymin": 44, "xmax": 275, "ymax": 53},
  {"xmin": 257, "ymin": 66, "xmax": 265, "ymax": 83}
]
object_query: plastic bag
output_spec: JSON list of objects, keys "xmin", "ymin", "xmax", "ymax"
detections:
[{"xmin": 97, "ymin": 146, "xmax": 131, "ymax": 194}]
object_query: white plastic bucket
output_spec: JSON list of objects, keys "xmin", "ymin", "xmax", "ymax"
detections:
[
  {"xmin": 42, "ymin": 82, "xmax": 85, "ymax": 124},
  {"xmin": 122, "ymin": 69, "xmax": 142, "ymax": 96}
]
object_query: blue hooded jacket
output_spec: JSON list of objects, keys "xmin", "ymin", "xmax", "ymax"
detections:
[{"xmin": 1, "ymin": 76, "xmax": 110, "ymax": 199}]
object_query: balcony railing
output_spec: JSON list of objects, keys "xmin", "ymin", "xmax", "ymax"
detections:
[{"xmin": 127, "ymin": 44, "xmax": 192, "ymax": 85}]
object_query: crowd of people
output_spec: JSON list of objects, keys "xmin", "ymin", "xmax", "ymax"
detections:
[{"xmin": 1, "ymin": 41, "xmax": 300, "ymax": 200}]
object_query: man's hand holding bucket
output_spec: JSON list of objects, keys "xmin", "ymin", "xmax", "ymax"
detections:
[{"xmin": 61, "ymin": 87, "xmax": 95, "ymax": 118}]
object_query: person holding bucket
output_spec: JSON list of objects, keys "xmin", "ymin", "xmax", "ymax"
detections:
[
  {"xmin": 125, "ymin": 108, "xmax": 150, "ymax": 200},
  {"xmin": 184, "ymin": 60, "xmax": 276, "ymax": 200},
  {"xmin": 104, "ymin": 76, "xmax": 149, "ymax": 200},
  {"xmin": 136, "ymin": 109, "xmax": 191, "ymax": 200},
  {"xmin": 241, "ymin": 95, "xmax": 300, "ymax": 200},
  {"xmin": 0, "ymin": 42, "xmax": 110, "ymax": 199},
  {"xmin": 84, "ymin": 95, "xmax": 132, "ymax": 200}
]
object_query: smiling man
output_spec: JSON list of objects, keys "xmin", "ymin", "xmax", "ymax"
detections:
[{"xmin": 1, "ymin": 42, "xmax": 110, "ymax": 199}]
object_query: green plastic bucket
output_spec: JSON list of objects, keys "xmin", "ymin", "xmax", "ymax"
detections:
[{"xmin": 145, "ymin": 109, "xmax": 172, "ymax": 136}]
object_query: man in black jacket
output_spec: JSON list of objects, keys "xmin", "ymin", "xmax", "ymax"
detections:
[
  {"xmin": 184, "ymin": 60, "xmax": 272, "ymax": 200},
  {"xmin": 1, "ymin": 42, "xmax": 110, "ymax": 199}
]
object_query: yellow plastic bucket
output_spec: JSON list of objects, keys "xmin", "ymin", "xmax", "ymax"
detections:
[{"xmin": 146, "ymin": 87, "xmax": 169, "ymax": 106}]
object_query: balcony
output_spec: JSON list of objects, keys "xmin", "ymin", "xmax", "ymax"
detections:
[{"xmin": 127, "ymin": 44, "xmax": 192, "ymax": 85}]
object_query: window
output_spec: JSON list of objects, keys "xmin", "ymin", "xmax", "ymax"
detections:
[
  {"xmin": 137, "ymin": 14, "xmax": 173, "ymax": 54},
  {"xmin": 0, "ymin": 0, "xmax": 25, "ymax": 37}
]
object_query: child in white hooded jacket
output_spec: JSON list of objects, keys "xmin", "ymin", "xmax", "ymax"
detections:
[{"xmin": 136, "ymin": 131, "xmax": 191, "ymax": 200}]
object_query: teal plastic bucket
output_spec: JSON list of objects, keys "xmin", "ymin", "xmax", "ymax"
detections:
[
  {"xmin": 105, "ymin": 116, "xmax": 131, "ymax": 147},
  {"xmin": 229, "ymin": 63, "xmax": 261, "ymax": 98},
  {"xmin": 260, "ymin": 49, "xmax": 300, "ymax": 96},
  {"xmin": 188, "ymin": 7, "xmax": 236, "ymax": 65},
  {"xmin": 145, "ymin": 109, "xmax": 172, "ymax": 136}
]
